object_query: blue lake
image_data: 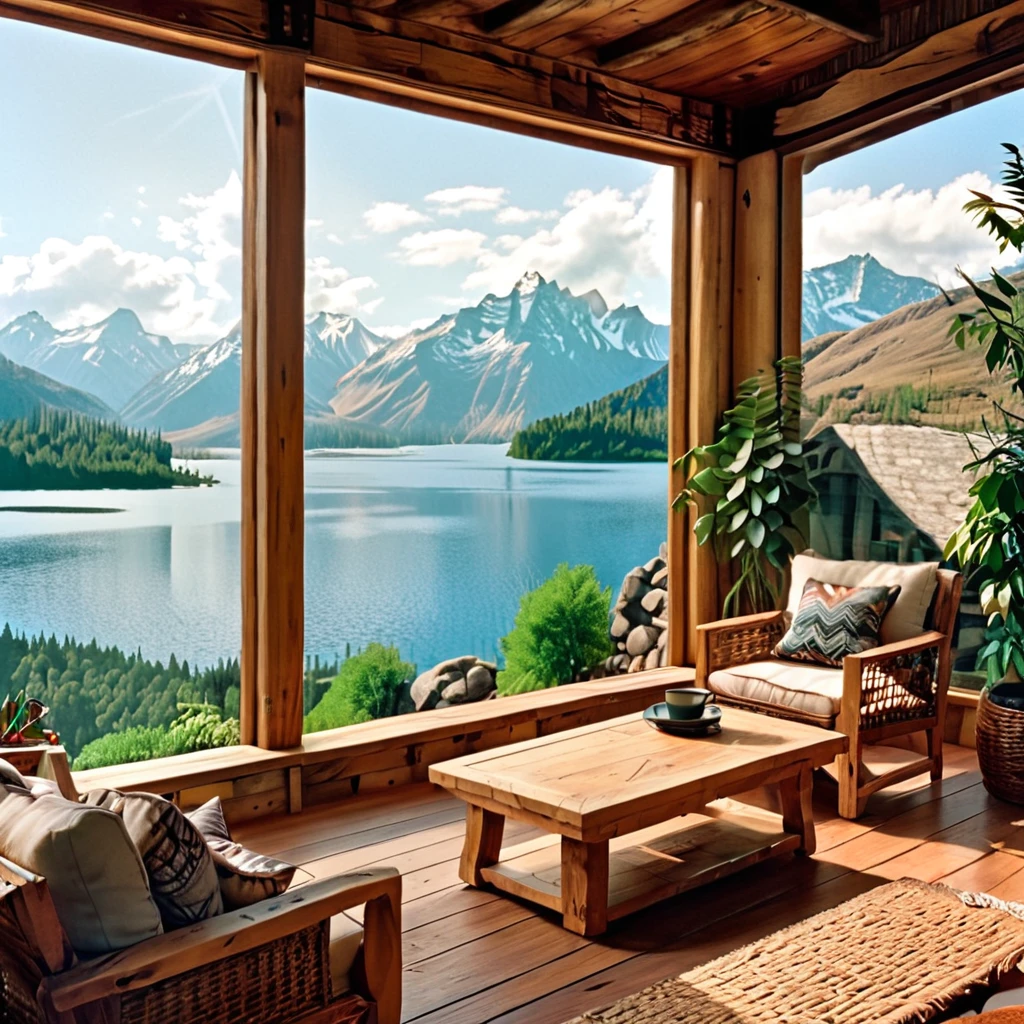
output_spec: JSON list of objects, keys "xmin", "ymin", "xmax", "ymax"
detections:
[{"xmin": 0, "ymin": 445, "xmax": 667, "ymax": 673}]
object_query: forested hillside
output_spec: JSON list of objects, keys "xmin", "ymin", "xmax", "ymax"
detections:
[
  {"xmin": 509, "ymin": 366, "xmax": 667, "ymax": 462},
  {"xmin": 0, "ymin": 623, "xmax": 239, "ymax": 758},
  {"xmin": 0, "ymin": 410, "xmax": 213, "ymax": 489}
]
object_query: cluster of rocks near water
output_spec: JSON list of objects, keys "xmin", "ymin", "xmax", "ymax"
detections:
[{"xmin": 408, "ymin": 543, "xmax": 669, "ymax": 704}]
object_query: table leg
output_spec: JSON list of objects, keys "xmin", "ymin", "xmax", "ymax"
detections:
[
  {"xmin": 561, "ymin": 837, "xmax": 609, "ymax": 936},
  {"xmin": 779, "ymin": 763, "xmax": 816, "ymax": 856},
  {"xmin": 459, "ymin": 804, "xmax": 505, "ymax": 887}
]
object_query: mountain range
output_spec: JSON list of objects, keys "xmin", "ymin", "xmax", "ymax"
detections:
[
  {"xmin": 0, "ymin": 309, "xmax": 191, "ymax": 410},
  {"xmin": 0, "ymin": 353, "xmax": 114, "ymax": 422},
  {"xmin": 0, "ymin": 255, "xmax": 962, "ymax": 444}
]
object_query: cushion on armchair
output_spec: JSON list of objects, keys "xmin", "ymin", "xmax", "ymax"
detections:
[
  {"xmin": 707, "ymin": 659, "xmax": 844, "ymax": 725},
  {"xmin": 787, "ymin": 553, "xmax": 938, "ymax": 644},
  {"xmin": 329, "ymin": 911, "xmax": 365, "ymax": 995},
  {"xmin": 0, "ymin": 781, "xmax": 163, "ymax": 955}
]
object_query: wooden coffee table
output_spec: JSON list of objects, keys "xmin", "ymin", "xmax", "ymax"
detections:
[{"xmin": 429, "ymin": 707, "xmax": 847, "ymax": 935}]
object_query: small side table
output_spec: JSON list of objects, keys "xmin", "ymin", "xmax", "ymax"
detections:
[{"xmin": 1, "ymin": 744, "xmax": 78, "ymax": 800}]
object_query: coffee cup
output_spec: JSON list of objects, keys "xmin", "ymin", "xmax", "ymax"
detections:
[{"xmin": 664, "ymin": 688, "xmax": 712, "ymax": 720}]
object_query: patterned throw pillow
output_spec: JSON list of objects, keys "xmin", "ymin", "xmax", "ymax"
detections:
[
  {"xmin": 188, "ymin": 796, "xmax": 297, "ymax": 910},
  {"xmin": 82, "ymin": 788, "xmax": 223, "ymax": 929},
  {"xmin": 775, "ymin": 579, "xmax": 901, "ymax": 667}
]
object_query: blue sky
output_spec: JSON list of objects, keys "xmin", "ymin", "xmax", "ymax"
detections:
[{"xmin": 1, "ymin": 15, "xmax": 1021, "ymax": 345}]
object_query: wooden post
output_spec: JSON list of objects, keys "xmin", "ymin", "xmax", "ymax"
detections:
[
  {"xmin": 459, "ymin": 805, "xmax": 505, "ymax": 886},
  {"xmin": 732, "ymin": 150, "xmax": 780, "ymax": 386},
  {"xmin": 242, "ymin": 50, "xmax": 307, "ymax": 751},
  {"xmin": 685, "ymin": 155, "xmax": 733, "ymax": 659},
  {"xmin": 780, "ymin": 154, "xmax": 805, "ymax": 362},
  {"xmin": 666, "ymin": 166, "xmax": 690, "ymax": 669}
]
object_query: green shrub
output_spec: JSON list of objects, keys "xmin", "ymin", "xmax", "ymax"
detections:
[
  {"xmin": 303, "ymin": 644, "xmax": 414, "ymax": 733},
  {"xmin": 497, "ymin": 563, "xmax": 612, "ymax": 695},
  {"xmin": 73, "ymin": 703, "xmax": 240, "ymax": 770}
]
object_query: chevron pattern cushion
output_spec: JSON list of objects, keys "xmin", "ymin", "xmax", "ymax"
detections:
[{"xmin": 774, "ymin": 579, "xmax": 900, "ymax": 667}]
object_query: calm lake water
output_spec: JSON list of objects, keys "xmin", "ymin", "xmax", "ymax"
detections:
[{"xmin": 0, "ymin": 445, "xmax": 667, "ymax": 673}]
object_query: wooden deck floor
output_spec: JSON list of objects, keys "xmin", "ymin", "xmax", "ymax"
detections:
[{"xmin": 235, "ymin": 745, "xmax": 1024, "ymax": 1024}]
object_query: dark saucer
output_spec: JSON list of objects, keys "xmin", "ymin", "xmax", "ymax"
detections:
[{"xmin": 643, "ymin": 702, "xmax": 722, "ymax": 736}]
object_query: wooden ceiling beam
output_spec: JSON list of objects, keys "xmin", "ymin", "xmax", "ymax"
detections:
[
  {"xmin": 769, "ymin": 1, "xmax": 881, "ymax": 43},
  {"xmin": 596, "ymin": 0, "xmax": 767, "ymax": 73}
]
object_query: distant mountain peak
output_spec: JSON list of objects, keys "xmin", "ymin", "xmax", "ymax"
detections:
[{"xmin": 515, "ymin": 270, "xmax": 546, "ymax": 294}]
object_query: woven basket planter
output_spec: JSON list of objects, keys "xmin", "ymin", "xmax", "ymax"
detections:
[{"xmin": 977, "ymin": 684, "xmax": 1024, "ymax": 805}]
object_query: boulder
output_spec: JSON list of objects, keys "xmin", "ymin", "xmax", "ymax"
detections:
[
  {"xmin": 651, "ymin": 566, "xmax": 668, "ymax": 589},
  {"xmin": 410, "ymin": 656, "xmax": 497, "ymax": 711},
  {"xmin": 611, "ymin": 613, "xmax": 632, "ymax": 639},
  {"xmin": 645, "ymin": 647, "xmax": 661, "ymax": 671},
  {"xmin": 644, "ymin": 556, "xmax": 665, "ymax": 575},
  {"xmin": 629, "ymin": 655, "xmax": 645, "ymax": 673},
  {"xmin": 626, "ymin": 625, "xmax": 660, "ymax": 657},
  {"xmin": 641, "ymin": 588, "xmax": 666, "ymax": 614},
  {"xmin": 621, "ymin": 573, "xmax": 647, "ymax": 601}
]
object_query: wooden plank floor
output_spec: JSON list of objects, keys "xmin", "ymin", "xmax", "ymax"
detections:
[{"xmin": 235, "ymin": 745, "xmax": 1024, "ymax": 1024}]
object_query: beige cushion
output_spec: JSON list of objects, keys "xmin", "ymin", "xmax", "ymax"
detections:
[
  {"xmin": 83, "ymin": 789, "xmax": 222, "ymax": 929},
  {"xmin": 787, "ymin": 552, "xmax": 938, "ymax": 645},
  {"xmin": 0, "ymin": 758, "xmax": 26, "ymax": 788},
  {"xmin": 708, "ymin": 659, "xmax": 845, "ymax": 722},
  {"xmin": 0, "ymin": 783, "xmax": 163, "ymax": 955},
  {"xmin": 187, "ymin": 797, "xmax": 296, "ymax": 909},
  {"xmin": 329, "ymin": 911, "xmax": 364, "ymax": 995}
]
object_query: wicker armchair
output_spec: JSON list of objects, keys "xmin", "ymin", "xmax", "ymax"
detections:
[
  {"xmin": 696, "ymin": 568, "xmax": 963, "ymax": 819},
  {"xmin": 0, "ymin": 854, "xmax": 401, "ymax": 1024}
]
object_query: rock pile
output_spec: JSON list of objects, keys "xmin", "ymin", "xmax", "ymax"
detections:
[
  {"xmin": 410, "ymin": 656, "xmax": 498, "ymax": 710},
  {"xmin": 605, "ymin": 542, "xmax": 668, "ymax": 674}
]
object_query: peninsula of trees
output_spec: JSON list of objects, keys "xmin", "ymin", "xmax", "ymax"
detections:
[{"xmin": 0, "ymin": 410, "xmax": 213, "ymax": 489}]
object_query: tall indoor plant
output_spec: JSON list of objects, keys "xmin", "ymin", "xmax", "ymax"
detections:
[
  {"xmin": 675, "ymin": 356, "xmax": 815, "ymax": 616},
  {"xmin": 945, "ymin": 142, "xmax": 1024, "ymax": 803}
]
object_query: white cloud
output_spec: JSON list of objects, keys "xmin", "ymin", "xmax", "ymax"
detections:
[
  {"xmin": 101, "ymin": 211, "xmax": 114, "ymax": 221},
  {"xmin": 494, "ymin": 206, "xmax": 556, "ymax": 225},
  {"xmin": 396, "ymin": 228, "xmax": 487, "ymax": 267},
  {"xmin": 461, "ymin": 168, "xmax": 672, "ymax": 309},
  {"xmin": 803, "ymin": 172, "xmax": 1017, "ymax": 286},
  {"xmin": 305, "ymin": 257, "xmax": 379, "ymax": 315},
  {"xmin": 426, "ymin": 186, "xmax": 507, "ymax": 216},
  {"xmin": 137, "ymin": 186, "xmax": 146, "ymax": 195},
  {"xmin": 327, "ymin": 233, "xmax": 344, "ymax": 246},
  {"xmin": 0, "ymin": 234, "xmax": 226, "ymax": 341},
  {"xmin": 306, "ymin": 218, "xmax": 324, "ymax": 229},
  {"xmin": 131, "ymin": 217, "xmax": 142, "ymax": 227},
  {"xmin": 137, "ymin": 200, "xmax": 148, "ymax": 210},
  {"xmin": 364, "ymin": 201, "xmax": 430, "ymax": 234}
]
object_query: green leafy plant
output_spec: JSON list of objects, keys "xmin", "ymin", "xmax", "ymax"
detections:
[
  {"xmin": 946, "ymin": 143, "xmax": 1024, "ymax": 685},
  {"xmin": 674, "ymin": 356, "xmax": 815, "ymax": 616},
  {"xmin": 497, "ymin": 563, "xmax": 613, "ymax": 695},
  {"xmin": 303, "ymin": 643, "xmax": 414, "ymax": 732}
]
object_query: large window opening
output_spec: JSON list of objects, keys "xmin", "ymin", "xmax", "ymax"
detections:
[
  {"xmin": 0, "ymin": 22, "xmax": 244, "ymax": 766},
  {"xmin": 801, "ymin": 91, "xmax": 1024, "ymax": 689},
  {"xmin": 300, "ymin": 90, "xmax": 672, "ymax": 731}
]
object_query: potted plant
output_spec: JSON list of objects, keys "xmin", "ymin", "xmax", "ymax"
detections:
[
  {"xmin": 674, "ymin": 355, "xmax": 815, "ymax": 616},
  {"xmin": 945, "ymin": 142, "xmax": 1024, "ymax": 803}
]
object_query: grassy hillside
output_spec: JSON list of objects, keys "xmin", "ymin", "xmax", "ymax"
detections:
[
  {"xmin": 803, "ymin": 275, "xmax": 1024, "ymax": 430},
  {"xmin": 508, "ymin": 366, "xmax": 667, "ymax": 462}
]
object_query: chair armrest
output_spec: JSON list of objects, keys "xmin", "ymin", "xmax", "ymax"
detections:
[
  {"xmin": 841, "ymin": 632, "xmax": 946, "ymax": 730},
  {"xmin": 40, "ymin": 868, "xmax": 401, "ymax": 1014},
  {"xmin": 696, "ymin": 611, "xmax": 786, "ymax": 685}
]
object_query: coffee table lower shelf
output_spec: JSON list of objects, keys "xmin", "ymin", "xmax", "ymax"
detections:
[{"xmin": 477, "ymin": 804, "xmax": 803, "ymax": 935}]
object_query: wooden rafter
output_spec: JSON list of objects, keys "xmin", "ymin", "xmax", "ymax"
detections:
[
  {"xmin": 770, "ymin": 0, "xmax": 881, "ymax": 43},
  {"xmin": 596, "ymin": 0, "xmax": 766, "ymax": 73}
]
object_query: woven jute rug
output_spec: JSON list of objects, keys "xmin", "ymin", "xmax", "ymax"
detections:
[{"xmin": 565, "ymin": 879, "xmax": 1024, "ymax": 1024}]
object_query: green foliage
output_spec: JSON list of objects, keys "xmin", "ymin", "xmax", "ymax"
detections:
[
  {"xmin": 675, "ymin": 357, "xmax": 815, "ymax": 616},
  {"xmin": 497, "ymin": 563, "xmax": 612, "ymax": 695},
  {"xmin": 0, "ymin": 624, "xmax": 239, "ymax": 756},
  {"xmin": 946, "ymin": 141, "xmax": 1024, "ymax": 686},
  {"xmin": 0, "ymin": 409, "xmax": 214, "ymax": 489},
  {"xmin": 508, "ymin": 368, "xmax": 667, "ymax": 462},
  {"xmin": 303, "ymin": 643, "xmax": 414, "ymax": 732},
  {"xmin": 73, "ymin": 703, "xmax": 240, "ymax": 770}
]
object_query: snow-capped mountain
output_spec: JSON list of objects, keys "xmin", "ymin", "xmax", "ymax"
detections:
[
  {"xmin": 329, "ymin": 272, "xmax": 668, "ymax": 441},
  {"xmin": 121, "ymin": 313, "xmax": 388, "ymax": 433},
  {"xmin": 0, "ymin": 309, "xmax": 192, "ymax": 410},
  {"xmin": 802, "ymin": 254, "xmax": 941, "ymax": 341}
]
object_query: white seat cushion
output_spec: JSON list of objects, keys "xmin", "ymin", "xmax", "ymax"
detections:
[
  {"xmin": 329, "ymin": 911, "xmax": 364, "ymax": 995},
  {"xmin": 708, "ymin": 659, "xmax": 845, "ymax": 722},
  {"xmin": 787, "ymin": 553, "xmax": 938, "ymax": 645}
]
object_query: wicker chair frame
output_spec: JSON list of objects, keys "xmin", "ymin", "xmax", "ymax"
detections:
[
  {"xmin": 696, "ymin": 568, "xmax": 964, "ymax": 819},
  {"xmin": 0, "ymin": 854, "xmax": 401, "ymax": 1024}
]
